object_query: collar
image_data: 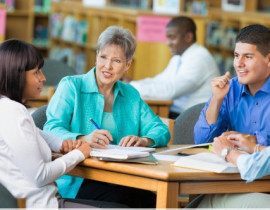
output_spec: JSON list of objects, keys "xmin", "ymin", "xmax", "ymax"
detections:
[{"xmin": 240, "ymin": 76, "xmax": 270, "ymax": 96}]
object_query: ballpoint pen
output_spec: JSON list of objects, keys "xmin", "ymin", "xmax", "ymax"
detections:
[
  {"xmin": 89, "ymin": 118, "xmax": 112, "ymax": 141},
  {"xmin": 89, "ymin": 118, "xmax": 100, "ymax": 130}
]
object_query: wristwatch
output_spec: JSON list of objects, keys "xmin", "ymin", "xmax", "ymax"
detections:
[{"xmin": 221, "ymin": 147, "xmax": 233, "ymax": 162}]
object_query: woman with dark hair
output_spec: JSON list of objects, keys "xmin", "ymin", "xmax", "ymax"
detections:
[{"xmin": 0, "ymin": 39, "xmax": 126, "ymax": 208}]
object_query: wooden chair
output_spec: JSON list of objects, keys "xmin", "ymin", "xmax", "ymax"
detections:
[
  {"xmin": 160, "ymin": 117, "xmax": 175, "ymax": 145},
  {"xmin": 0, "ymin": 183, "xmax": 26, "ymax": 208}
]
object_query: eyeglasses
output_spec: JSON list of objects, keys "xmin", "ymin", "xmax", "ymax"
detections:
[{"xmin": 97, "ymin": 55, "xmax": 126, "ymax": 66}]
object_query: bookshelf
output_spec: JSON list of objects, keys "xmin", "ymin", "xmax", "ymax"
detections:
[
  {"xmin": 49, "ymin": 1, "xmax": 206, "ymax": 79},
  {"xmin": 5, "ymin": 0, "xmax": 50, "ymax": 57}
]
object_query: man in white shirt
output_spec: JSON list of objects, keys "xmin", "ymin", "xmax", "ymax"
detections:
[{"xmin": 124, "ymin": 16, "xmax": 219, "ymax": 119}]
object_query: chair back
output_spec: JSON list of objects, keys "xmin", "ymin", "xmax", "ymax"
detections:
[
  {"xmin": 42, "ymin": 58, "xmax": 76, "ymax": 87},
  {"xmin": 174, "ymin": 102, "xmax": 206, "ymax": 144},
  {"xmin": 160, "ymin": 117, "xmax": 175, "ymax": 145},
  {"xmin": 31, "ymin": 105, "xmax": 48, "ymax": 129},
  {"xmin": 0, "ymin": 183, "xmax": 17, "ymax": 208}
]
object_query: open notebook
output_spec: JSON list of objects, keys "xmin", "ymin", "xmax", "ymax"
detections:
[
  {"xmin": 90, "ymin": 145, "xmax": 154, "ymax": 160},
  {"xmin": 172, "ymin": 152, "xmax": 239, "ymax": 173}
]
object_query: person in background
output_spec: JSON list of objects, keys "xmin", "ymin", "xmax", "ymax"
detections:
[
  {"xmin": 0, "ymin": 39, "xmax": 126, "ymax": 208},
  {"xmin": 194, "ymin": 24, "xmax": 270, "ymax": 146},
  {"xmin": 44, "ymin": 26, "xmax": 170, "ymax": 208},
  {"xmin": 122, "ymin": 16, "xmax": 219, "ymax": 119},
  {"xmin": 190, "ymin": 133, "xmax": 270, "ymax": 208}
]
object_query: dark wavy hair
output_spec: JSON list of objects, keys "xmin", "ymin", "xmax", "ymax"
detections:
[
  {"xmin": 236, "ymin": 24, "xmax": 270, "ymax": 56},
  {"xmin": 0, "ymin": 39, "xmax": 44, "ymax": 103}
]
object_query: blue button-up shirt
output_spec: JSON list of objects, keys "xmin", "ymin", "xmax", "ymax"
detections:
[{"xmin": 194, "ymin": 76, "xmax": 270, "ymax": 145}]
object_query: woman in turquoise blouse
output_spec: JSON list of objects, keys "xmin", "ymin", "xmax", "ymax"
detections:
[{"xmin": 44, "ymin": 26, "xmax": 170, "ymax": 208}]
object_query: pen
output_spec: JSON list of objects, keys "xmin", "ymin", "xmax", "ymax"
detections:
[
  {"xmin": 90, "ymin": 118, "xmax": 112, "ymax": 141},
  {"xmin": 90, "ymin": 118, "xmax": 100, "ymax": 130}
]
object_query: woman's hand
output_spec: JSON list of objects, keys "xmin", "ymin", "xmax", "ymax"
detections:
[
  {"xmin": 78, "ymin": 129, "xmax": 112, "ymax": 149},
  {"xmin": 227, "ymin": 134, "xmax": 257, "ymax": 154},
  {"xmin": 60, "ymin": 139, "xmax": 80, "ymax": 153},
  {"xmin": 76, "ymin": 140, "xmax": 92, "ymax": 158},
  {"xmin": 212, "ymin": 135, "xmax": 234, "ymax": 156},
  {"xmin": 119, "ymin": 136, "xmax": 154, "ymax": 147}
]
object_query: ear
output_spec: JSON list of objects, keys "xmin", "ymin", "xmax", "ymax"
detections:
[
  {"xmin": 125, "ymin": 59, "xmax": 132, "ymax": 71},
  {"xmin": 184, "ymin": 32, "xmax": 194, "ymax": 43},
  {"xmin": 266, "ymin": 53, "xmax": 270, "ymax": 67}
]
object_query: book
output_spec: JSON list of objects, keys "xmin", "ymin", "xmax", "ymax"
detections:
[
  {"xmin": 172, "ymin": 152, "xmax": 239, "ymax": 173},
  {"xmin": 157, "ymin": 143, "xmax": 212, "ymax": 155},
  {"xmin": 99, "ymin": 153, "xmax": 159, "ymax": 165},
  {"xmin": 90, "ymin": 147, "xmax": 150, "ymax": 160},
  {"xmin": 106, "ymin": 144, "xmax": 155, "ymax": 152}
]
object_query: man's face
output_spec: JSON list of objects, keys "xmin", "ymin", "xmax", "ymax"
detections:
[
  {"xmin": 165, "ymin": 26, "xmax": 190, "ymax": 56},
  {"xmin": 234, "ymin": 42, "xmax": 270, "ymax": 94}
]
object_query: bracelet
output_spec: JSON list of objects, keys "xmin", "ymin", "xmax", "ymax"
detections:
[{"xmin": 254, "ymin": 144, "xmax": 260, "ymax": 153}]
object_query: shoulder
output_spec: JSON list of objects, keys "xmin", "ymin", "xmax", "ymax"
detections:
[
  {"xmin": 117, "ymin": 81, "xmax": 141, "ymax": 99},
  {"xmin": 0, "ymin": 98, "xmax": 29, "ymax": 119}
]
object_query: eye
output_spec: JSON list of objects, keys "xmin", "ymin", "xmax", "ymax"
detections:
[
  {"xmin": 100, "ymin": 55, "xmax": 107, "ymax": 60},
  {"xmin": 112, "ymin": 58, "xmax": 121, "ymax": 64}
]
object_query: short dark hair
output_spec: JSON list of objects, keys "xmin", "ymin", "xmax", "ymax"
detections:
[
  {"xmin": 0, "ymin": 39, "xmax": 44, "ymax": 103},
  {"xmin": 236, "ymin": 24, "xmax": 270, "ymax": 56},
  {"xmin": 166, "ymin": 16, "xmax": 197, "ymax": 42}
]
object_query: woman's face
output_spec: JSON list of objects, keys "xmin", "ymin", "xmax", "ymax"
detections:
[
  {"xmin": 22, "ymin": 67, "xmax": 46, "ymax": 101},
  {"xmin": 96, "ymin": 44, "xmax": 132, "ymax": 87}
]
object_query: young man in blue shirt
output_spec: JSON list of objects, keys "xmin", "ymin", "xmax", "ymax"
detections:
[{"xmin": 194, "ymin": 24, "xmax": 270, "ymax": 146}]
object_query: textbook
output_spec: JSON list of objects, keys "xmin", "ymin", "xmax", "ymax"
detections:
[
  {"xmin": 90, "ymin": 147, "xmax": 150, "ymax": 160},
  {"xmin": 99, "ymin": 153, "xmax": 159, "ymax": 165},
  {"xmin": 106, "ymin": 144, "xmax": 155, "ymax": 152},
  {"xmin": 172, "ymin": 152, "xmax": 239, "ymax": 173}
]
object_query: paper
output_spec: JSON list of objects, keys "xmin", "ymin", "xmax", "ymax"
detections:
[
  {"xmin": 136, "ymin": 15, "xmax": 170, "ymax": 43},
  {"xmin": 157, "ymin": 143, "xmax": 212, "ymax": 155},
  {"xmin": 172, "ymin": 152, "xmax": 239, "ymax": 173},
  {"xmin": 91, "ymin": 148, "xmax": 149, "ymax": 160},
  {"xmin": 106, "ymin": 144, "xmax": 155, "ymax": 152}
]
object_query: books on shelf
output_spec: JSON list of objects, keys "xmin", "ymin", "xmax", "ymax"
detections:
[
  {"xmin": 172, "ymin": 152, "xmax": 239, "ymax": 173},
  {"xmin": 90, "ymin": 145, "xmax": 154, "ymax": 160}
]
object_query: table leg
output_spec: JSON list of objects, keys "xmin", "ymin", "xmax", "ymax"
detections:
[{"xmin": 156, "ymin": 181, "xmax": 179, "ymax": 208}]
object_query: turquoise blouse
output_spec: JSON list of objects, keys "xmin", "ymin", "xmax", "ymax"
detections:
[{"xmin": 44, "ymin": 67, "xmax": 170, "ymax": 198}]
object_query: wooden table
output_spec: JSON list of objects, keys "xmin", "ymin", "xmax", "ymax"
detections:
[
  {"xmin": 144, "ymin": 99, "xmax": 173, "ymax": 118},
  {"xmin": 66, "ymin": 146, "xmax": 270, "ymax": 208}
]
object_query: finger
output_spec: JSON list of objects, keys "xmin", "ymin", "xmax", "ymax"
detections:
[
  {"xmin": 119, "ymin": 136, "xmax": 132, "ymax": 147},
  {"xmin": 126, "ymin": 136, "xmax": 137, "ymax": 147},
  {"xmin": 134, "ymin": 138, "xmax": 142, "ymax": 147}
]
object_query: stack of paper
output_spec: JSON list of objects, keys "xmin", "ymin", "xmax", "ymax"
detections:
[
  {"xmin": 172, "ymin": 152, "xmax": 239, "ymax": 173},
  {"xmin": 90, "ymin": 146, "xmax": 151, "ymax": 160}
]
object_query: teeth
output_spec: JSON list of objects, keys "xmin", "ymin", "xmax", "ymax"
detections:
[{"xmin": 103, "ymin": 72, "xmax": 112, "ymax": 76}]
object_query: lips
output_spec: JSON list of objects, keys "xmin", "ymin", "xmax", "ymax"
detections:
[
  {"xmin": 237, "ymin": 70, "xmax": 248, "ymax": 77},
  {"xmin": 102, "ymin": 71, "xmax": 112, "ymax": 77}
]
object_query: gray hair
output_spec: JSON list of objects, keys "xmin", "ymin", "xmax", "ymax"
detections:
[{"xmin": 96, "ymin": 26, "xmax": 136, "ymax": 61}]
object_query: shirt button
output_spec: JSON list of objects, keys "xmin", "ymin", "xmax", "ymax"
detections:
[
  {"xmin": 253, "ymin": 121, "xmax": 256, "ymax": 124},
  {"xmin": 255, "ymin": 102, "xmax": 258, "ymax": 105}
]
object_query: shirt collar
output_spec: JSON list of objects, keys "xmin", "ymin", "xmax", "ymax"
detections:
[{"xmin": 240, "ymin": 75, "xmax": 270, "ymax": 96}]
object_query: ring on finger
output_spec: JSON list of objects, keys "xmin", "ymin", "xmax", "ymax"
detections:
[{"xmin": 96, "ymin": 139, "xmax": 100, "ymax": 144}]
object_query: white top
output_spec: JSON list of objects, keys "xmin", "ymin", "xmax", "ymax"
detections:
[
  {"xmin": 130, "ymin": 43, "xmax": 220, "ymax": 113},
  {"xmin": 0, "ymin": 96, "xmax": 85, "ymax": 208}
]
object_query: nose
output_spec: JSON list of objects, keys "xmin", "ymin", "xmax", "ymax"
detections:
[
  {"xmin": 39, "ymin": 70, "xmax": 46, "ymax": 82},
  {"xmin": 105, "ymin": 58, "xmax": 113, "ymax": 69},
  {"xmin": 234, "ymin": 56, "xmax": 245, "ymax": 68}
]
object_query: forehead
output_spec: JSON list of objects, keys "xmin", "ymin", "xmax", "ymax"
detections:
[
  {"xmin": 99, "ymin": 44, "xmax": 125, "ymax": 57},
  {"xmin": 166, "ymin": 26, "xmax": 181, "ymax": 37},
  {"xmin": 234, "ymin": 42, "xmax": 258, "ymax": 54}
]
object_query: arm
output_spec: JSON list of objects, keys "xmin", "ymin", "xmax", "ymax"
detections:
[
  {"xmin": 44, "ymin": 77, "xmax": 82, "ymax": 140},
  {"xmin": 0, "ymin": 104, "xmax": 86, "ymax": 188},
  {"xmin": 119, "ymin": 98, "xmax": 170, "ymax": 147},
  {"xmin": 212, "ymin": 134, "xmax": 269, "ymax": 182}
]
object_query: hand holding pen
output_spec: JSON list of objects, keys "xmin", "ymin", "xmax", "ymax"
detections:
[{"xmin": 88, "ymin": 118, "xmax": 112, "ymax": 149}]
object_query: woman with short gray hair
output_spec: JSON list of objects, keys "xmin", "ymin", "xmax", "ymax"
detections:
[{"xmin": 44, "ymin": 26, "xmax": 170, "ymax": 207}]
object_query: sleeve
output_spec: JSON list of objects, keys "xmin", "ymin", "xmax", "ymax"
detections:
[
  {"xmin": 131, "ymin": 56, "xmax": 211, "ymax": 100},
  {"xmin": 194, "ymin": 97, "xmax": 229, "ymax": 144},
  {"xmin": 138, "ymin": 98, "xmax": 171, "ymax": 147},
  {"xmin": 0, "ymin": 105, "xmax": 85, "ymax": 188},
  {"xmin": 39, "ymin": 129, "xmax": 62, "ymax": 152},
  {"xmin": 237, "ymin": 147, "xmax": 270, "ymax": 182},
  {"xmin": 254, "ymin": 131, "xmax": 269, "ymax": 146},
  {"xmin": 44, "ymin": 77, "xmax": 82, "ymax": 140}
]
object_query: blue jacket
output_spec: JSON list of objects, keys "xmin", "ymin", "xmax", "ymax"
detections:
[{"xmin": 44, "ymin": 67, "xmax": 170, "ymax": 198}]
